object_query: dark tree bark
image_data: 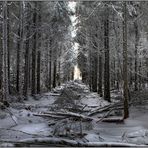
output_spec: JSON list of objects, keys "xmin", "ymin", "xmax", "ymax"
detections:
[
  {"xmin": 92, "ymin": 54, "xmax": 98, "ymax": 92},
  {"xmin": 82, "ymin": 72, "xmax": 87, "ymax": 83},
  {"xmin": 92, "ymin": 33, "xmax": 98, "ymax": 92},
  {"xmin": 112, "ymin": 58, "xmax": 116, "ymax": 89},
  {"xmin": 16, "ymin": 27, "xmax": 20, "ymax": 93},
  {"xmin": 37, "ymin": 51, "xmax": 41, "ymax": 93},
  {"xmin": 23, "ymin": 2, "xmax": 30, "ymax": 96},
  {"xmin": 123, "ymin": 1, "xmax": 129, "ymax": 119},
  {"xmin": 58, "ymin": 60, "xmax": 61, "ymax": 86},
  {"xmin": 36, "ymin": 2, "xmax": 41, "ymax": 94},
  {"xmin": 23, "ymin": 33, "xmax": 29, "ymax": 96},
  {"xmin": 0, "ymin": 18, "xmax": 2, "ymax": 91},
  {"xmin": 48, "ymin": 48, "xmax": 52, "ymax": 90},
  {"xmin": 28, "ymin": 54, "xmax": 31, "ymax": 88},
  {"xmin": 7, "ymin": 3, "xmax": 10, "ymax": 94},
  {"xmin": 16, "ymin": 2, "xmax": 24, "ymax": 93},
  {"xmin": 138, "ymin": 59, "xmax": 142, "ymax": 90},
  {"xmin": 98, "ymin": 53, "xmax": 103, "ymax": 97},
  {"xmin": 2, "ymin": 1, "xmax": 9, "ymax": 100},
  {"xmin": 129, "ymin": 57, "xmax": 133, "ymax": 88},
  {"xmin": 0, "ymin": 56, "xmax": 2, "ymax": 92},
  {"xmin": 53, "ymin": 60, "xmax": 57, "ymax": 88},
  {"xmin": 103, "ymin": 6, "xmax": 110, "ymax": 102},
  {"xmin": 98, "ymin": 20, "xmax": 104, "ymax": 97},
  {"xmin": 89, "ymin": 49, "xmax": 92, "ymax": 91},
  {"xmin": 134, "ymin": 21, "xmax": 139, "ymax": 91},
  {"xmin": 71, "ymin": 68, "xmax": 74, "ymax": 80},
  {"xmin": 31, "ymin": 2, "xmax": 37, "ymax": 95}
]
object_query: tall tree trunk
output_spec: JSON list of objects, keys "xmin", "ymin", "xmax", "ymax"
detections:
[
  {"xmin": 114, "ymin": 20, "xmax": 121, "ymax": 91},
  {"xmin": 0, "ymin": 60, "xmax": 2, "ymax": 95},
  {"xmin": 98, "ymin": 21, "xmax": 103, "ymax": 97},
  {"xmin": 23, "ymin": 2, "xmax": 30, "ymax": 96},
  {"xmin": 7, "ymin": 3, "xmax": 10, "ymax": 94},
  {"xmin": 16, "ymin": 28, "xmax": 20, "ymax": 93},
  {"xmin": 58, "ymin": 60, "xmax": 61, "ymax": 86},
  {"xmin": 0, "ymin": 17, "xmax": 2, "ymax": 92},
  {"xmin": 48, "ymin": 48, "xmax": 52, "ymax": 90},
  {"xmin": 104, "ymin": 6, "xmax": 110, "ymax": 102},
  {"xmin": 134, "ymin": 21, "xmax": 138, "ymax": 91},
  {"xmin": 92, "ymin": 33, "xmax": 98, "ymax": 92},
  {"xmin": 53, "ymin": 59, "xmax": 57, "ymax": 88},
  {"xmin": 129, "ymin": 57, "xmax": 133, "ymax": 88},
  {"xmin": 28, "ymin": 53, "xmax": 31, "ymax": 88},
  {"xmin": 31, "ymin": 2, "xmax": 37, "ymax": 95},
  {"xmin": 16, "ymin": 2, "xmax": 24, "ymax": 93},
  {"xmin": 123, "ymin": 1, "xmax": 129, "ymax": 119},
  {"xmin": 71, "ymin": 68, "xmax": 74, "ymax": 80},
  {"xmin": 98, "ymin": 53, "xmax": 103, "ymax": 97},
  {"xmin": 23, "ymin": 32, "xmax": 29, "ymax": 96},
  {"xmin": 138, "ymin": 59, "xmax": 142, "ymax": 90},
  {"xmin": 37, "ymin": 51, "xmax": 41, "ymax": 93},
  {"xmin": 89, "ymin": 49, "xmax": 92, "ymax": 91},
  {"xmin": 113, "ymin": 58, "xmax": 116, "ymax": 89},
  {"xmin": 92, "ymin": 54, "xmax": 98, "ymax": 92},
  {"xmin": 36, "ymin": 2, "xmax": 41, "ymax": 94},
  {"xmin": 2, "ymin": 1, "xmax": 9, "ymax": 100},
  {"xmin": 82, "ymin": 72, "xmax": 87, "ymax": 83}
]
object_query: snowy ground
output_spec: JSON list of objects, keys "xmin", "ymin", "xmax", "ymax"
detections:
[
  {"xmin": 93, "ymin": 106, "xmax": 148, "ymax": 145},
  {"xmin": 0, "ymin": 81, "xmax": 148, "ymax": 146}
]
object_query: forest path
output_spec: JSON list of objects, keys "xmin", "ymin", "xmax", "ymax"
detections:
[{"xmin": 0, "ymin": 81, "xmax": 148, "ymax": 146}]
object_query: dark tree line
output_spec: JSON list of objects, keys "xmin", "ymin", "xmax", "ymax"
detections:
[
  {"xmin": 0, "ymin": 1, "xmax": 74, "ymax": 100},
  {"xmin": 76, "ymin": 1, "xmax": 148, "ymax": 118}
]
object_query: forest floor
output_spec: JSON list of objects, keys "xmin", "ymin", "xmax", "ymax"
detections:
[{"xmin": 0, "ymin": 80, "xmax": 148, "ymax": 146}]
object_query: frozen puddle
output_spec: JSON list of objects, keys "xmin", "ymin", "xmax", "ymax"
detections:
[{"xmin": 12, "ymin": 123, "xmax": 52, "ymax": 136}]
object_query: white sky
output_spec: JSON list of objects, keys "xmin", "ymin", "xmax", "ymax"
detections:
[
  {"xmin": 68, "ymin": 1, "xmax": 76, "ymax": 13},
  {"xmin": 68, "ymin": 1, "xmax": 79, "ymax": 55},
  {"xmin": 68, "ymin": 2, "xmax": 81, "ymax": 79},
  {"xmin": 68, "ymin": 2, "xmax": 77, "ymax": 38}
]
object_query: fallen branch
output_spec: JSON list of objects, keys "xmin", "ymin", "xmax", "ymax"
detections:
[
  {"xmin": 96, "ymin": 108, "xmax": 114, "ymax": 123},
  {"xmin": 63, "ymin": 105, "xmax": 90, "ymax": 113},
  {"xmin": 88, "ymin": 102, "xmax": 123, "ymax": 116},
  {"xmin": 0, "ymin": 138, "xmax": 145, "ymax": 147},
  {"xmin": 49, "ymin": 93, "xmax": 60, "ymax": 96},
  {"xmin": 33, "ymin": 113, "xmax": 66, "ymax": 119},
  {"xmin": 33, "ymin": 111, "xmax": 97, "ymax": 121},
  {"xmin": 101, "ymin": 117, "xmax": 124, "ymax": 123}
]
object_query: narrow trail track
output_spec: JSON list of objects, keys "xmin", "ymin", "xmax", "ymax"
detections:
[{"xmin": 0, "ymin": 81, "xmax": 148, "ymax": 146}]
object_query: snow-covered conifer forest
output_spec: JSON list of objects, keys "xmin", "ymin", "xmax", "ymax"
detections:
[{"xmin": 0, "ymin": 1, "xmax": 148, "ymax": 147}]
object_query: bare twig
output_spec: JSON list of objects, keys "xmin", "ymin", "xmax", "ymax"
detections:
[{"xmin": 96, "ymin": 108, "xmax": 114, "ymax": 123}]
